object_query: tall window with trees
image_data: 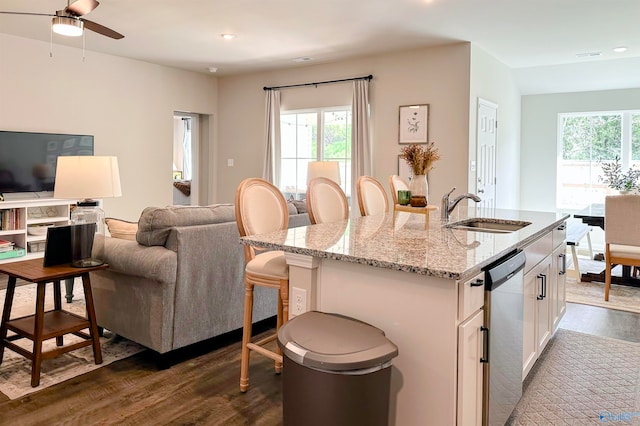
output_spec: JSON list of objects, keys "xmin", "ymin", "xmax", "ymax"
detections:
[
  {"xmin": 279, "ymin": 108, "xmax": 352, "ymax": 200},
  {"xmin": 557, "ymin": 111, "xmax": 640, "ymax": 210}
]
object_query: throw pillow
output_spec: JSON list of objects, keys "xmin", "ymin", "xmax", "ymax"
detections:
[
  {"xmin": 286, "ymin": 201, "xmax": 298, "ymax": 215},
  {"xmin": 292, "ymin": 199, "xmax": 307, "ymax": 214},
  {"xmin": 105, "ymin": 218, "xmax": 138, "ymax": 241}
]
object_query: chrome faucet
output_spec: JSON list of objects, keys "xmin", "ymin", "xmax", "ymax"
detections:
[{"xmin": 441, "ymin": 187, "xmax": 481, "ymax": 221}]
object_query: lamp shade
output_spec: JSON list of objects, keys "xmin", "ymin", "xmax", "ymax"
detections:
[
  {"xmin": 54, "ymin": 156, "xmax": 122, "ymax": 200},
  {"xmin": 307, "ymin": 161, "xmax": 341, "ymax": 185}
]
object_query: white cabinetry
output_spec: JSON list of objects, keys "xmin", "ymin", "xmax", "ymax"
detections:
[
  {"xmin": 534, "ymin": 257, "xmax": 552, "ymax": 355},
  {"xmin": 551, "ymin": 226, "xmax": 567, "ymax": 331},
  {"xmin": 522, "ymin": 222, "xmax": 567, "ymax": 380},
  {"xmin": 522, "ymin": 265, "xmax": 536, "ymax": 379},
  {"xmin": 457, "ymin": 272, "xmax": 485, "ymax": 426},
  {"xmin": 0, "ymin": 199, "xmax": 71, "ymax": 263},
  {"xmin": 458, "ymin": 309, "xmax": 485, "ymax": 426},
  {"xmin": 523, "ymin": 255, "xmax": 551, "ymax": 378}
]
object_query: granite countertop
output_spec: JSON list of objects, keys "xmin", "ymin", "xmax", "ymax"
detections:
[{"xmin": 241, "ymin": 206, "xmax": 570, "ymax": 281}]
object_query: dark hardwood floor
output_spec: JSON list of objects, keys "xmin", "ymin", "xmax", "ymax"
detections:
[
  {"xmin": 0, "ymin": 322, "xmax": 283, "ymax": 425},
  {"xmin": 559, "ymin": 302, "xmax": 640, "ymax": 343},
  {"xmin": 2, "ymin": 266, "xmax": 640, "ymax": 426}
]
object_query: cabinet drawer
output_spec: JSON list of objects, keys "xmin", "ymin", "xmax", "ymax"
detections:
[
  {"xmin": 552, "ymin": 222, "xmax": 567, "ymax": 249},
  {"xmin": 459, "ymin": 272, "xmax": 485, "ymax": 320},
  {"xmin": 523, "ymin": 231, "xmax": 552, "ymax": 274}
]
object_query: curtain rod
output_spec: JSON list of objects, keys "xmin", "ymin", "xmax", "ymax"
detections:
[{"xmin": 263, "ymin": 74, "xmax": 373, "ymax": 91}]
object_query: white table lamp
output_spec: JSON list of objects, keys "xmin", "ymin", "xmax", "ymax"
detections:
[
  {"xmin": 54, "ymin": 156, "xmax": 122, "ymax": 267},
  {"xmin": 307, "ymin": 161, "xmax": 341, "ymax": 185}
]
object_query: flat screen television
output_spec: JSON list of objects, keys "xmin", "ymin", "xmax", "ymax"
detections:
[{"xmin": 0, "ymin": 130, "xmax": 94, "ymax": 197}]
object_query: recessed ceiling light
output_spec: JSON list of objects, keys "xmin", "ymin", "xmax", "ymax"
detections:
[
  {"xmin": 613, "ymin": 46, "xmax": 628, "ymax": 53},
  {"xmin": 293, "ymin": 57, "xmax": 313, "ymax": 62},
  {"xmin": 221, "ymin": 33, "xmax": 236, "ymax": 40},
  {"xmin": 207, "ymin": 67, "xmax": 218, "ymax": 73}
]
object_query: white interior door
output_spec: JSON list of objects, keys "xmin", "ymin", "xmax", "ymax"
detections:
[{"xmin": 476, "ymin": 98, "xmax": 497, "ymax": 210}]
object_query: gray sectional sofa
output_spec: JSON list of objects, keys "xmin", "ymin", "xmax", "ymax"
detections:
[{"xmin": 90, "ymin": 203, "xmax": 309, "ymax": 354}]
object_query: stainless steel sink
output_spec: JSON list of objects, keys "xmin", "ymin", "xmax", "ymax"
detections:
[{"xmin": 445, "ymin": 218, "xmax": 531, "ymax": 233}]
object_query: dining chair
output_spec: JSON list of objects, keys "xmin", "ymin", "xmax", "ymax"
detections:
[
  {"xmin": 306, "ymin": 177, "xmax": 349, "ymax": 224},
  {"xmin": 604, "ymin": 195, "xmax": 640, "ymax": 301},
  {"xmin": 235, "ymin": 177, "xmax": 290, "ymax": 392},
  {"xmin": 389, "ymin": 174, "xmax": 410, "ymax": 205},
  {"xmin": 357, "ymin": 176, "xmax": 389, "ymax": 216}
]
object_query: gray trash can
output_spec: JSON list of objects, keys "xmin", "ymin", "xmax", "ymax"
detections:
[{"xmin": 277, "ymin": 311, "xmax": 399, "ymax": 426}]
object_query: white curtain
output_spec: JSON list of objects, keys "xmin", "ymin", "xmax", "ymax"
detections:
[
  {"xmin": 351, "ymin": 79, "xmax": 372, "ymax": 209},
  {"xmin": 263, "ymin": 89, "xmax": 281, "ymax": 182},
  {"xmin": 182, "ymin": 118, "xmax": 192, "ymax": 180}
]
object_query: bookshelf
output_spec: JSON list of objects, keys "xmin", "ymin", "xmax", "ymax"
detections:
[{"xmin": 0, "ymin": 198, "xmax": 72, "ymax": 263}]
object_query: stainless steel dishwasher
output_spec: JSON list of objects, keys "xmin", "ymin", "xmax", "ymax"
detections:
[{"xmin": 481, "ymin": 250, "xmax": 526, "ymax": 426}]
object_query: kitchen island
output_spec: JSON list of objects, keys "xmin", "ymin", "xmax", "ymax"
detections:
[{"xmin": 242, "ymin": 206, "xmax": 569, "ymax": 426}]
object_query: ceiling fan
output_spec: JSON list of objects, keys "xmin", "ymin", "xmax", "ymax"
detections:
[{"xmin": 0, "ymin": 0, "xmax": 124, "ymax": 39}]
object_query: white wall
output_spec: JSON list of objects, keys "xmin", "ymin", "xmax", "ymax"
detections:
[
  {"xmin": 216, "ymin": 43, "xmax": 472, "ymax": 204},
  {"xmin": 520, "ymin": 88, "xmax": 640, "ymax": 212},
  {"xmin": 1, "ymin": 33, "xmax": 529, "ymax": 217},
  {"xmin": 469, "ymin": 45, "xmax": 521, "ymax": 209},
  {"xmin": 0, "ymin": 33, "xmax": 218, "ymax": 220}
]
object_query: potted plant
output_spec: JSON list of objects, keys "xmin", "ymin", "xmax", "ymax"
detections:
[
  {"xmin": 399, "ymin": 142, "xmax": 441, "ymax": 206},
  {"xmin": 599, "ymin": 157, "xmax": 640, "ymax": 193}
]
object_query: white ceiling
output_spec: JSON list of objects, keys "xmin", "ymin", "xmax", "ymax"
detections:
[{"xmin": 1, "ymin": 0, "xmax": 639, "ymax": 94}]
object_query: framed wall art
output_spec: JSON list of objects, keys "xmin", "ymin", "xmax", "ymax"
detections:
[{"xmin": 399, "ymin": 104, "xmax": 429, "ymax": 144}]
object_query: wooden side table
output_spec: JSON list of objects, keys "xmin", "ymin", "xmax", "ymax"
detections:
[
  {"xmin": 0, "ymin": 259, "xmax": 107, "ymax": 387},
  {"xmin": 393, "ymin": 204, "xmax": 438, "ymax": 229}
]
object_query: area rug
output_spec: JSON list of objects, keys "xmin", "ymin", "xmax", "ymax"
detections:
[
  {"xmin": 566, "ymin": 257, "xmax": 640, "ymax": 314},
  {"xmin": 566, "ymin": 258, "xmax": 640, "ymax": 313},
  {"xmin": 508, "ymin": 329, "xmax": 640, "ymax": 425},
  {"xmin": 0, "ymin": 280, "xmax": 145, "ymax": 400}
]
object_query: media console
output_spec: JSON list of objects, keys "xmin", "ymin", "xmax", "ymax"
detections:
[{"xmin": 0, "ymin": 198, "xmax": 73, "ymax": 264}]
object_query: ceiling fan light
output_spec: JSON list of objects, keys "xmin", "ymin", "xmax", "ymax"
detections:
[{"xmin": 52, "ymin": 16, "xmax": 84, "ymax": 37}]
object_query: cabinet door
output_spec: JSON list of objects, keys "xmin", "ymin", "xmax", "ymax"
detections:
[
  {"xmin": 558, "ymin": 251, "xmax": 567, "ymax": 320},
  {"xmin": 551, "ymin": 243, "xmax": 567, "ymax": 330},
  {"xmin": 457, "ymin": 309, "xmax": 485, "ymax": 426},
  {"xmin": 522, "ymin": 268, "xmax": 538, "ymax": 379},
  {"xmin": 523, "ymin": 256, "xmax": 553, "ymax": 379},
  {"xmin": 535, "ymin": 258, "xmax": 552, "ymax": 355}
]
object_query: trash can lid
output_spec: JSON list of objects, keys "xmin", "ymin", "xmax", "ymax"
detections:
[{"xmin": 277, "ymin": 311, "xmax": 399, "ymax": 372}]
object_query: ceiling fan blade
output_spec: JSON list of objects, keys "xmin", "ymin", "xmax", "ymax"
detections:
[
  {"xmin": 66, "ymin": 0, "xmax": 99, "ymax": 17},
  {"xmin": 81, "ymin": 19, "xmax": 124, "ymax": 39},
  {"xmin": 0, "ymin": 11, "xmax": 55, "ymax": 17}
]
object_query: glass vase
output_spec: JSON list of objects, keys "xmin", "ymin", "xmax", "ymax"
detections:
[
  {"xmin": 70, "ymin": 204, "xmax": 106, "ymax": 267},
  {"xmin": 409, "ymin": 174, "xmax": 428, "ymax": 207}
]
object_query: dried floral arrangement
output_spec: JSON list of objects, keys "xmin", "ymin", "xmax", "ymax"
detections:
[{"xmin": 399, "ymin": 142, "xmax": 441, "ymax": 175}]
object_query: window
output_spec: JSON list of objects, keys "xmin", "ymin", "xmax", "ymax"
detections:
[
  {"xmin": 557, "ymin": 111, "xmax": 640, "ymax": 210},
  {"xmin": 279, "ymin": 108, "xmax": 352, "ymax": 200}
]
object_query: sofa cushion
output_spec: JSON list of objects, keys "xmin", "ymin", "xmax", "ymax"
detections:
[
  {"xmin": 137, "ymin": 204, "xmax": 235, "ymax": 246},
  {"xmin": 105, "ymin": 218, "xmax": 138, "ymax": 241}
]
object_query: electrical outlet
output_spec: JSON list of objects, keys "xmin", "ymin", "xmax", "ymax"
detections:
[{"xmin": 291, "ymin": 287, "xmax": 307, "ymax": 316}]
